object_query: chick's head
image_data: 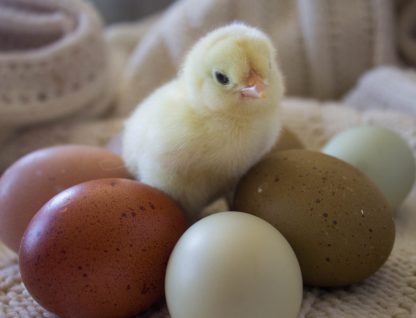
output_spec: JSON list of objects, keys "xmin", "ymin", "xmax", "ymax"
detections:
[{"xmin": 181, "ymin": 23, "xmax": 284, "ymax": 113}]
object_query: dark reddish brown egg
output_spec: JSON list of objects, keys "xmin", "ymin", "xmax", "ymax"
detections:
[
  {"xmin": 0, "ymin": 145, "xmax": 132, "ymax": 252},
  {"xmin": 19, "ymin": 178, "xmax": 188, "ymax": 318}
]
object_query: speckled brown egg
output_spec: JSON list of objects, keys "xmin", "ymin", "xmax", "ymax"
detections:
[
  {"xmin": 0, "ymin": 145, "xmax": 132, "ymax": 252},
  {"xmin": 19, "ymin": 178, "xmax": 188, "ymax": 318},
  {"xmin": 233, "ymin": 150, "xmax": 395, "ymax": 287}
]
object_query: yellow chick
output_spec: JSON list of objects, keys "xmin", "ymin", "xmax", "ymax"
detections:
[{"xmin": 122, "ymin": 23, "xmax": 284, "ymax": 221}]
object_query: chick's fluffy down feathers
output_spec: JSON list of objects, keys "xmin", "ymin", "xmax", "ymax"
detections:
[{"xmin": 122, "ymin": 23, "xmax": 284, "ymax": 220}]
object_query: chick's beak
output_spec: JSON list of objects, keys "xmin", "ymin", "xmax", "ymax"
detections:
[{"xmin": 239, "ymin": 71, "xmax": 266, "ymax": 98}]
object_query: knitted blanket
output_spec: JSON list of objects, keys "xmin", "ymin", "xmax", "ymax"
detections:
[{"xmin": 1, "ymin": 0, "xmax": 416, "ymax": 317}]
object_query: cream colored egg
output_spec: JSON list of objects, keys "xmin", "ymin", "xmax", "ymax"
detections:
[
  {"xmin": 165, "ymin": 212, "xmax": 303, "ymax": 318},
  {"xmin": 322, "ymin": 126, "xmax": 415, "ymax": 209}
]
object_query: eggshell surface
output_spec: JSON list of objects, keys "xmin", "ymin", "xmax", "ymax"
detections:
[
  {"xmin": 322, "ymin": 126, "xmax": 415, "ymax": 209},
  {"xmin": 233, "ymin": 150, "xmax": 395, "ymax": 287},
  {"xmin": 268, "ymin": 127, "xmax": 304, "ymax": 155},
  {"xmin": 0, "ymin": 145, "xmax": 132, "ymax": 252},
  {"xmin": 165, "ymin": 212, "xmax": 303, "ymax": 318},
  {"xmin": 19, "ymin": 178, "xmax": 188, "ymax": 318}
]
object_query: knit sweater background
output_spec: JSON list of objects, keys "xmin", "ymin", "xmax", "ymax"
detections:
[
  {"xmin": 0, "ymin": 0, "xmax": 416, "ymax": 317},
  {"xmin": 0, "ymin": 0, "xmax": 116, "ymax": 133}
]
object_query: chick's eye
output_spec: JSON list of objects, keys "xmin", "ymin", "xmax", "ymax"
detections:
[{"xmin": 214, "ymin": 71, "xmax": 230, "ymax": 85}]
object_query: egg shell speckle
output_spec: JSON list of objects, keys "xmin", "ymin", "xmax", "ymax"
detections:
[
  {"xmin": 233, "ymin": 150, "xmax": 396, "ymax": 287},
  {"xmin": 19, "ymin": 178, "xmax": 188, "ymax": 318}
]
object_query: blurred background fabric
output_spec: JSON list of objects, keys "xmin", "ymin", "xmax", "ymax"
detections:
[
  {"xmin": 0, "ymin": 0, "xmax": 116, "ymax": 146},
  {"xmin": 106, "ymin": 0, "xmax": 410, "ymax": 116},
  {"xmin": 1, "ymin": 0, "xmax": 415, "ymax": 140},
  {"xmin": 87, "ymin": 0, "xmax": 174, "ymax": 24}
]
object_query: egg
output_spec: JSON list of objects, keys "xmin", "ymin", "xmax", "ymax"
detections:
[
  {"xmin": 268, "ymin": 127, "xmax": 304, "ymax": 154},
  {"xmin": 233, "ymin": 150, "xmax": 395, "ymax": 287},
  {"xmin": 165, "ymin": 212, "xmax": 303, "ymax": 318},
  {"xmin": 0, "ymin": 145, "xmax": 132, "ymax": 252},
  {"xmin": 322, "ymin": 126, "xmax": 415, "ymax": 209},
  {"xmin": 19, "ymin": 178, "xmax": 188, "ymax": 318}
]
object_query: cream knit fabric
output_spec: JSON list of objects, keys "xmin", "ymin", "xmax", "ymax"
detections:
[
  {"xmin": 116, "ymin": 0, "xmax": 397, "ymax": 116},
  {"xmin": 0, "ymin": 0, "xmax": 407, "ymax": 154},
  {"xmin": 344, "ymin": 66, "xmax": 416, "ymax": 115},
  {"xmin": 1, "ymin": 0, "xmax": 416, "ymax": 317},
  {"xmin": 0, "ymin": 0, "xmax": 115, "ymax": 131},
  {"xmin": 398, "ymin": 0, "xmax": 416, "ymax": 66}
]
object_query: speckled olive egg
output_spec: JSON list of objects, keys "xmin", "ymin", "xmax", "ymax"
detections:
[
  {"xmin": 19, "ymin": 178, "xmax": 188, "ymax": 318},
  {"xmin": 0, "ymin": 145, "xmax": 132, "ymax": 252},
  {"xmin": 233, "ymin": 150, "xmax": 395, "ymax": 287},
  {"xmin": 322, "ymin": 126, "xmax": 415, "ymax": 210}
]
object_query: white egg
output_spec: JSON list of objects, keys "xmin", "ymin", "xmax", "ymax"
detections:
[
  {"xmin": 165, "ymin": 212, "xmax": 303, "ymax": 318},
  {"xmin": 322, "ymin": 126, "xmax": 415, "ymax": 209}
]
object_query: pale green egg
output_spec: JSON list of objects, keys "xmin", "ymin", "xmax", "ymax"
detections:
[
  {"xmin": 322, "ymin": 126, "xmax": 415, "ymax": 210},
  {"xmin": 165, "ymin": 212, "xmax": 303, "ymax": 318}
]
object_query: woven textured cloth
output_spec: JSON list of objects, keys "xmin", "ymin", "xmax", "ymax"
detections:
[
  {"xmin": 2, "ymin": 0, "xmax": 412, "ymax": 171},
  {"xmin": 0, "ymin": 0, "xmax": 115, "ymax": 132},
  {"xmin": 1, "ymin": 0, "xmax": 416, "ymax": 316},
  {"xmin": 114, "ymin": 0, "xmax": 398, "ymax": 116},
  {"xmin": 344, "ymin": 66, "xmax": 416, "ymax": 115}
]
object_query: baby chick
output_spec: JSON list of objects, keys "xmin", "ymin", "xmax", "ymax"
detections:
[{"xmin": 122, "ymin": 23, "xmax": 284, "ymax": 221}]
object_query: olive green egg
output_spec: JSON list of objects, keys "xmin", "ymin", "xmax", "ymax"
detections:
[{"xmin": 233, "ymin": 150, "xmax": 395, "ymax": 287}]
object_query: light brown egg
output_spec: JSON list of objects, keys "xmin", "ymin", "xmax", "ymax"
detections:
[
  {"xmin": 233, "ymin": 150, "xmax": 395, "ymax": 287},
  {"xmin": 268, "ymin": 127, "xmax": 304, "ymax": 154},
  {"xmin": 0, "ymin": 145, "xmax": 132, "ymax": 252},
  {"xmin": 19, "ymin": 178, "xmax": 188, "ymax": 318}
]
